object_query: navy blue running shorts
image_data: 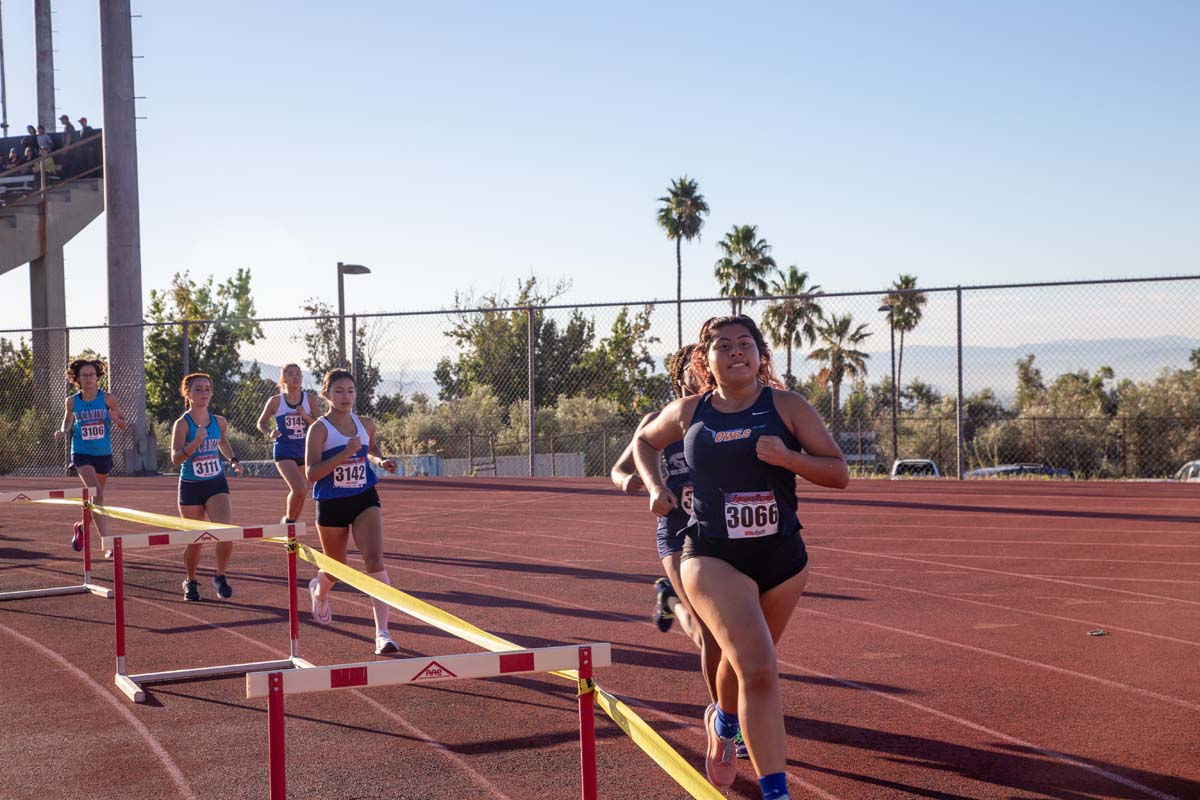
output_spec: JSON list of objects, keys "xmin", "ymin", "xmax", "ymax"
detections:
[
  {"xmin": 317, "ymin": 486, "xmax": 381, "ymax": 528},
  {"xmin": 71, "ymin": 452, "xmax": 113, "ymax": 475},
  {"xmin": 178, "ymin": 474, "xmax": 230, "ymax": 507},
  {"xmin": 682, "ymin": 531, "xmax": 809, "ymax": 593}
]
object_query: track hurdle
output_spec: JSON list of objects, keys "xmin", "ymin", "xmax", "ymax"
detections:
[
  {"xmin": 102, "ymin": 522, "xmax": 313, "ymax": 703},
  {"xmin": 0, "ymin": 487, "xmax": 112, "ymax": 601},
  {"xmin": 247, "ymin": 642, "xmax": 609, "ymax": 800}
]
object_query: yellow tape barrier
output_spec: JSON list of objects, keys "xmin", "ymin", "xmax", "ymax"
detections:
[
  {"xmin": 89, "ymin": 503, "xmax": 240, "ymax": 531},
  {"xmin": 32, "ymin": 498, "xmax": 721, "ymax": 798},
  {"xmin": 296, "ymin": 543, "xmax": 723, "ymax": 800}
]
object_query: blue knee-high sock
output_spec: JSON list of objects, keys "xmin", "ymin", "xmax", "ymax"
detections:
[
  {"xmin": 759, "ymin": 772, "xmax": 789, "ymax": 800},
  {"xmin": 715, "ymin": 705, "xmax": 739, "ymax": 739}
]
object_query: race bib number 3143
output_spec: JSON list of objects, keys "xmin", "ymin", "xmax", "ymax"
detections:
[{"xmin": 723, "ymin": 490, "xmax": 779, "ymax": 538}]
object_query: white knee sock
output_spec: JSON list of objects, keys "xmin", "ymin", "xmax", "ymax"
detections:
[
  {"xmin": 316, "ymin": 570, "xmax": 337, "ymax": 597},
  {"xmin": 368, "ymin": 570, "xmax": 392, "ymax": 635}
]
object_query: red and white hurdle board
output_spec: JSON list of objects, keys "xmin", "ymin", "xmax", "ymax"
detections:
[
  {"xmin": 103, "ymin": 522, "xmax": 313, "ymax": 703},
  {"xmin": 247, "ymin": 643, "xmax": 610, "ymax": 800},
  {"xmin": 0, "ymin": 487, "xmax": 112, "ymax": 602}
]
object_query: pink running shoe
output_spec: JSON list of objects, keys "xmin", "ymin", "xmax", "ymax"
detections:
[
  {"xmin": 70, "ymin": 521, "xmax": 84, "ymax": 552},
  {"xmin": 309, "ymin": 576, "xmax": 332, "ymax": 625},
  {"xmin": 704, "ymin": 703, "xmax": 738, "ymax": 789}
]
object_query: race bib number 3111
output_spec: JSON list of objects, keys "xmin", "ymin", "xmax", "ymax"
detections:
[
  {"xmin": 723, "ymin": 490, "xmax": 779, "ymax": 538},
  {"xmin": 192, "ymin": 456, "xmax": 222, "ymax": 479}
]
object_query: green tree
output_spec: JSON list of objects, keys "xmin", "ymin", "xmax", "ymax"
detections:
[
  {"xmin": 434, "ymin": 276, "xmax": 596, "ymax": 411},
  {"xmin": 656, "ymin": 176, "xmax": 710, "ymax": 349},
  {"xmin": 296, "ymin": 299, "xmax": 383, "ymax": 414},
  {"xmin": 1014, "ymin": 354, "xmax": 1045, "ymax": 411},
  {"xmin": 573, "ymin": 306, "xmax": 670, "ymax": 421},
  {"xmin": 881, "ymin": 274, "xmax": 926, "ymax": 413},
  {"xmin": 144, "ymin": 269, "xmax": 262, "ymax": 428},
  {"xmin": 761, "ymin": 267, "xmax": 823, "ymax": 389},
  {"xmin": 809, "ymin": 313, "xmax": 872, "ymax": 431},
  {"xmin": 714, "ymin": 224, "xmax": 774, "ymax": 315},
  {"xmin": 0, "ymin": 337, "xmax": 33, "ymax": 417}
]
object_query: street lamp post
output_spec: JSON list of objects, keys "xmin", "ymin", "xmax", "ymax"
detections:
[
  {"xmin": 337, "ymin": 262, "xmax": 371, "ymax": 367},
  {"xmin": 879, "ymin": 303, "xmax": 898, "ymax": 462}
]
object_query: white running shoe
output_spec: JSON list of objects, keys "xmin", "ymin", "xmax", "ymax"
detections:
[
  {"xmin": 374, "ymin": 631, "xmax": 399, "ymax": 655},
  {"xmin": 309, "ymin": 576, "xmax": 332, "ymax": 625}
]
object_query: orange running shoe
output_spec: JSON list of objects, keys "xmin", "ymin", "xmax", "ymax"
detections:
[{"xmin": 704, "ymin": 703, "xmax": 738, "ymax": 789}]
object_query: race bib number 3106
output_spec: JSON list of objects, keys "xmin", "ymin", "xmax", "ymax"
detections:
[
  {"xmin": 80, "ymin": 422, "xmax": 106, "ymax": 441},
  {"xmin": 334, "ymin": 458, "xmax": 368, "ymax": 489},
  {"xmin": 723, "ymin": 490, "xmax": 779, "ymax": 538}
]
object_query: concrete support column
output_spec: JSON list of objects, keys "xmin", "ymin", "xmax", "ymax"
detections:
[
  {"xmin": 32, "ymin": 0, "xmax": 66, "ymax": 423},
  {"xmin": 100, "ymin": 0, "xmax": 154, "ymax": 473},
  {"xmin": 30, "ymin": 248, "xmax": 68, "ymax": 407}
]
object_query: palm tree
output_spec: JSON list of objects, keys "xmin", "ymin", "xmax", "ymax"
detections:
[
  {"xmin": 809, "ymin": 312, "xmax": 872, "ymax": 432},
  {"xmin": 656, "ymin": 177, "xmax": 710, "ymax": 348},
  {"xmin": 714, "ymin": 224, "xmax": 775, "ymax": 315},
  {"xmin": 881, "ymin": 274, "xmax": 927, "ymax": 409},
  {"xmin": 761, "ymin": 267, "xmax": 823, "ymax": 389}
]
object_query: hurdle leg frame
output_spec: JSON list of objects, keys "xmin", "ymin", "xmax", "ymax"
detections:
[
  {"xmin": 255, "ymin": 642, "xmax": 609, "ymax": 800},
  {"xmin": 113, "ymin": 524, "xmax": 311, "ymax": 704},
  {"xmin": 0, "ymin": 487, "xmax": 113, "ymax": 601}
]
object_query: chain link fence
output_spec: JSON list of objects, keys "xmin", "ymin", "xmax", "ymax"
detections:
[{"xmin": 2, "ymin": 275, "xmax": 1197, "ymax": 480}]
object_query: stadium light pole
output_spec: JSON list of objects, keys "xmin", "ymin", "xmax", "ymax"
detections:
[
  {"xmin": 337, "ymin": 262, "xmax": 371, "ymax": 367},
  {"xmin": 879, "ymin": 303, "xmax": 898, "ymax": 462}
]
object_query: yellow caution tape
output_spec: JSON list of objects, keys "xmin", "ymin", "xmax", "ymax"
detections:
[
  {"xmin": 89, "ymin": 503, "xmax": 240, "ymax": 531},
  {"xmin": 295, "ymin": 543, "xmax": 722, "ymax": 799}
]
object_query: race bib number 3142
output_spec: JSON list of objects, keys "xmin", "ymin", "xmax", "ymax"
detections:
[
  {"xmin": 723, "ymin": 490, "xmax": 779, "ymax": 538},
  {"xmin": 334, "ymin": 458, "xmax": 368, "ymax": 489}
]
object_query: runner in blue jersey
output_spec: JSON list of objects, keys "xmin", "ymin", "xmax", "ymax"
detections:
[
  {"xmin": 54, "ymin": 358, "xmax": 128, "ymax": 552},
  {"xmin": 256, "ymin": 363, "xmax": 319, "ymax": 524},
  {"xmin": 305, "ymin": 369, "xmax": 399, "ymax": 656},
  {"xmin": 634, "ymin": 315, "xmax": 848, "ymax": 800},
  {"xmin": 171, "ymin": 373, "xmax": 245, "ymax": 602}
]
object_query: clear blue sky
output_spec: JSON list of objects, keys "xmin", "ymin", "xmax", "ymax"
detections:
[{"xmin": 1, "ymin": 0, "xmax": 1197, "ymax": 331}]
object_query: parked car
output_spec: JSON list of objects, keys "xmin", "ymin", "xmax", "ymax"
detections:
[
  {"xmin": 890, "ymin": 459, "xmax": 941, "ymax": 479},
  {"xmin": 966, "ymin": 463, "xmax": 1070, "ymax": 479},
  {"xmin": 1174, "ymin": 460, "xmax": 1200, "ymax": 482}
]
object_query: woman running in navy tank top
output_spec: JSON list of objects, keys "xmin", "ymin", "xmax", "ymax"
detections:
[
  {"xmin": 256, "ymin": 363, "xmax": 318, "ymax": 524},
  {"xmin": 634, "ymin": 315, "xmax": 848, "ymax": 800},
  {"xmin": 171, "ymin": 373, "xmax": 246, "ymax": 602},
  {"xmin": 305, "ymin": 369, "xmax": 400, "ymax": 656},
  {"xmin": 54, "ymin": 358, "xmax": 128, "ymax": 554}
]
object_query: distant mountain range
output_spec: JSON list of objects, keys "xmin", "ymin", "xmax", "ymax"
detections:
[{"xmin": 247, "ymin": 336, "xmax": 1199, "ymax": 406}]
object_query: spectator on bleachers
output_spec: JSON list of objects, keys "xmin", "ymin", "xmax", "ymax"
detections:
[
  {"xmin": 22, "ymin": 146, "xmax": 37, "ymax": 164},
  {"xmin": 21, "ymin": 125, "xmax": 38, "ymax": 156},
  {"xmin": 38, "ymin": 147, "xmax": 59, "ymax": 179},
  {"xmin": 5, "ymin": 149, "xmax": 19, "ymax": 170},
  {"xmin": 36, "ymin": 125, "xmax": 54, "ymax": 151},
  {"xmin": 59, "ymin": 115, "xmax": 76, "ymax": 147},
  {"xmin": 79, "ymin": 117, "xmax": 95, "ymax": 139}
]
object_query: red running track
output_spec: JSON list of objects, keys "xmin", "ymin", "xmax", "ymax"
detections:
[{"xmin": 0, "ymin": 475, "xmax": 1197, "ymax": 800}]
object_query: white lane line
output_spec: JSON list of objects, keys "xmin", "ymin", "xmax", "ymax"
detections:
[
  {"xmin": 809, "ymin": 546, "xmax": 1200, "ymax": 606},
  {"xmin": 781, "ymin": 659, "xmax": 1181, "ymax": 800},
  {"xmin": 868, "ymin": 554, "xmax": 1200, "ymax": 566},
  {"xmin": 798, "ymin": 607, "xmax": 1200, "ymax": 713},
  {"xmin": 0, "ymin": 619, "xmax": 198, "ymax": 800},
  {"xmin": 807, "ymin": 535, "xmax": 1200, "ymax": 548}
]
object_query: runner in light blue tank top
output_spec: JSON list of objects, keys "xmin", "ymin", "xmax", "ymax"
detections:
[
  {"xmin": 172, "ymin": 373, "xmax": 245, "ymax": 602},
  {"xmin": 54, "ymin": 358, "xmax": 128, "ymax": 553},
  {"xmin": 632, "ymin": 315, "xmax": 849, "ymax": 800},
  {"xmin": 256, "ymin": 364, "xmax": 317, "ymax": 524}
]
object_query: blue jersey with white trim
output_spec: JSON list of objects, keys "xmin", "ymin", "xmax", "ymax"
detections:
[
  {"xmin": 312, "ymin": 415, "xmax": 377, "ymax": 501},
  {"xmin": 71, "ymin": 390, "xmax": 112, "ymax": 457},
  {"xmin": 180, "ymin": 413, "xmax": 225, "ymax": 482},
  {"xmin": 272, "ymin": 392, "xmax": 312, "ymax": 459},
  {"xmin": 683, "ymin": 387, "xmax": 802, "ymax": 540}
]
